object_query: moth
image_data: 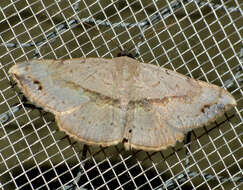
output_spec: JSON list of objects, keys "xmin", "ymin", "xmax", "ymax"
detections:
[{"xmin": 9, "ymin": 56, "xmax": 236, "ymax": 151}]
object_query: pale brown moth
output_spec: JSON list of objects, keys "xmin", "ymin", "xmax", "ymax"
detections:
[{"xmin": 9, "ymin": 55, "xmax": 236, "ymax": 151}]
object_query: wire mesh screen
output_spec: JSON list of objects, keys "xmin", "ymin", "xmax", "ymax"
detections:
[{"xmin": 0, "ymin": 0, "xmax": 242, "ymax": 189}]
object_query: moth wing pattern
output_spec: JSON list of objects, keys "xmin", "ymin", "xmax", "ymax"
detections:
[
  {"xmin": 56, "ymin": 102, "xmax": 125, "ymax": 146},
  {"xmin": 9, "ymin": 56, "xmax": 236, "ymax": 151},
  {"xmin": 124, "ymin": 59, "xmax": 236, "ymax": 150}
]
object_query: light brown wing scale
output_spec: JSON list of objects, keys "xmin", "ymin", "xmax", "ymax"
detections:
[{"xmin": 9, "ymin": 56, "xmax": 236, "ymax": 151}]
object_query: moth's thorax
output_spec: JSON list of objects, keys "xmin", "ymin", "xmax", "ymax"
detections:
[{"xmin": 114, "ymin": 58, "xmax": 140, "ymax": 100}]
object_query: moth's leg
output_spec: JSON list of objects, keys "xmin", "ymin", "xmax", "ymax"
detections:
[
  {"xmin": 60, "ymin": 135, "xmax": 77, "ymax": 147},
  {"xmin": 9, "ymin": 80, "xmax": 17, "ymax": 88},
  {"xmin": 185, "ymin": 131, "xmax": 192, "ymax": 168},
  {"xmin": 59, "ymin": 135, "xmax": 88, "ymax": 160},
  {"xmin": 20, "ymin": 96, "xmax": 47, "ymax": 117},
  {"xmin": 81, "ymin": 144, "xmax": 88, "ymax": 160}
]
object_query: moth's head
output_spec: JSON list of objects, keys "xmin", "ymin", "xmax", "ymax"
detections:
[{"xmin": 117, "ymin": 50, "xmax": 134, "ymax": 58}]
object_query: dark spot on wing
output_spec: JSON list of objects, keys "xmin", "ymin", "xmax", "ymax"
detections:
[
  {"xmin": 201, "ymin": 104, "xmax": 211, "ymax": 113},
  {"xmin": 165, "ymin": 70, "xmax": 170, "ymax": 75},
  {"xmin": 33, "ymin": 80, "xmax": 43, "ymax": 90}
]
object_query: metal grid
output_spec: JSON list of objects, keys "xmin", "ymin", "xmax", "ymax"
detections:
[{"xmin": 0, "ymin": 0, "xmax": 242, "ymax": 189}]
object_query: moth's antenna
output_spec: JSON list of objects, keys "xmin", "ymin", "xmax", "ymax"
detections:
[
  {"xmin": 101, "ymin": 32, "xmax": 124, "ymax": 52},
  {"xmin": 79, "ymin": 19, "xmax": 125, "ymax": 55},
  {"xmin": 76, "ymin": 16, "xmax": 138, "ymax": 58},
  {"xmin": 141, "ymin": 15, "xmax": 188, "ymax": 43},
  {"xmin": 79, "ymin": 15, "xmax": 185, "ymax": 58}
]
